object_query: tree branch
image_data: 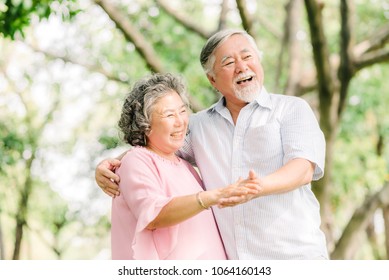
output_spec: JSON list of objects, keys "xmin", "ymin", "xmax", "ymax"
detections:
[
  {"xmin": 155, "ymin": 0, "xmax": 213, "ymax": 39},
  {"xmin": 354, "ymin": 23, "xmax": 389, "ymax": 57},
  {"xmin": 236, "ymin": 0, "xmax": 254, "ymax": 35},
  {"xmin": 354, "ymin": 47, "xmax": 389, "ymax": 70},
  {"xmin": 94, "ymin": 0, "xmax": 164, "ymax": 73},
  {"xmin": 337, "ymin": 0, "xmax": 355, "ymax": 117},
  {"xmin": 23, "ymin": 41, "xmax": 130, "ymax": 85},
  {"xmin": 331, "ymin": 182, "xmax": 389, "ymax": 259}
]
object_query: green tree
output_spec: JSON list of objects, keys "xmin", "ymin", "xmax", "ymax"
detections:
[
  {"xmin": 0, "ymin": 0, "xmax": 77, "ymax": 39},
  {"xmin": 1, "ymin": 0, "xmax": 388, "ymax": 259}
]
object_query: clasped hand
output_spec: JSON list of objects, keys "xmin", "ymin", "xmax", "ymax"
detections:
[{"xmin": 216, "ymin": 170, "xmax": 262, "ymax": 208}]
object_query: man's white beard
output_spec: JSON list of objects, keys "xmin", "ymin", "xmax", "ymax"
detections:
[{"xmin": 234, "ymin": 81, "xmax": 261, "ymax": 103}]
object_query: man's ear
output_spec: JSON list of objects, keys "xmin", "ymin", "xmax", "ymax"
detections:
[{"xmin": 207, "ymin": 74, "xmax": 216, "ymax": 86}]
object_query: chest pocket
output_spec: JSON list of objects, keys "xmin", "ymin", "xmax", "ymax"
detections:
[{"xmin": 243, "ymin": 122, "xmax": 283, "ymax": 166}]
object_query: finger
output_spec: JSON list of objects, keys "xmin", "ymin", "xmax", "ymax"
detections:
[
  {"xmin": 99, "ymin": 167, "xmax": 120, "ymax": 183},
  {"xmin": 224, "ymin": 188, "xmax": 249, "ymax": 197},
  {"xmin": 241, "ymin": 183, "xmax": 261, "ymax": 193},
  {"xmin": 107, "ymin": 160, "xmax": 121, "ymax": 178},
  {"xmin": 248, "ymin": 169, "xmax": 257, "ymax": 180},
  {"xmin": 107, "ymin": 178, "xmax": 121, "ymax": 196},
  {"xmin": 219, "ymin": 196, "xmax": 246, "ymax": 204},
  {"xmin": 108, "ymin": 158, "xmax": 121, "ymax": 168},
  {"xmin": 234, "ymin": 177, "xmax": 245, "ymax": 187},
  {"xmin": 220, "ymin": 192, "xmax": 257, "ymax": 204},
  {"xmin": 110, "ymin": 173, "xmax": 120, "ymax": 183},
  {"xmin": 103, "ymin": 187, "xmax": 120, "ymax": 198},
  {"xmin": 97, "ymin": 158, "xmax": 121, "ymax": 180},
  {"xmin": 99, "ymin": 177, "xmax": 120, "ymax": 196}
]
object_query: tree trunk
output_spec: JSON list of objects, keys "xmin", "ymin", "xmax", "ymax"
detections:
[
  {"xmin": 0, "ymin": 213, "xmax": 4, "ymax": 259},
  {"xmin": 331, "ymin": 182, "xmax": 389, "ymax": 259},
  {"xmin": 366, "ymin": 217, "xmax": 382, "ymax": 259},
  {"xmin": 274, "ymin": 0, "xmax": 303, "ymax": 94},
  {"xmin": 312, "ymin": 130, "xmax": 337, "ymax": 251},
  {"xmin": 217, "ymin": 0, "xmax": 229, "ymax": 31},
  {"xmin": 12, "ymin": 154, "xmax": 35, "ymax": 260},
  {"xmin": 384, "ymin": 205, "xmax": 389, "ymax": 259}
]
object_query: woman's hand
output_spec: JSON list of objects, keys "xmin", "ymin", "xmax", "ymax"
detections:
[{"xmin": 216, "ymin": 170, "xmax": 262, "ymax": 208}]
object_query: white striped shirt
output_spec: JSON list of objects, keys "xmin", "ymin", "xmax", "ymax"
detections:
[{"xmin": 178, "ymin": 87, "xmax": 328, "ymax": 259}]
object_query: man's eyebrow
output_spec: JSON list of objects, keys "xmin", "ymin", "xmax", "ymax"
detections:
[
  {"xmin": 220, "ymin": 49, "xmax": 252, "ymax": 64},
  {"xmin": 241, "ymin": 48, "xmax": 251, "ymax": 53},
  {"xmin": 221, "ymin": 55, "xmax": 232, "ymax": 64}
]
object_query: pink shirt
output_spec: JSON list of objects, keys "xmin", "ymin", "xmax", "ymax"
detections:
[{"xmin": 111, "ymin": 147, "xmax": 226, "ymax": 260}]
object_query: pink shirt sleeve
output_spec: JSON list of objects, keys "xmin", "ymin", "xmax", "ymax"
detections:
[{"xmin": 117, "ymin": 150, "xmax": 178, "ymax": 259}]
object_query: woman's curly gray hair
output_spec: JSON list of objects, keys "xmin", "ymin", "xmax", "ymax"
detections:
[{"xmin": 118, "ymin": 73, "xmax": 189, "ymax": 146}]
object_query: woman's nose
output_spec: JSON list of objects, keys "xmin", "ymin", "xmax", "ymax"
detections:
[{"xmin": 175, "ymin": 114, "xmax": 185, "ymax": 125}]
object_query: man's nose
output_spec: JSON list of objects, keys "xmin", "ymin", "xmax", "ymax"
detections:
[{"xmin": 235, "ymin": 59, "xmax": 248, "ymax": 73}]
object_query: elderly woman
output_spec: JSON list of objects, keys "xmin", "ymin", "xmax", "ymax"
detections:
[{"xmin": 111, "ymin": 73, "xmax": 258, "ymax": 260}]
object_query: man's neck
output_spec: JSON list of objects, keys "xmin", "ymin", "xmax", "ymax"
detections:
[{"xmin": 226, "ymin": 100, "xmax": 248, "ymax": 125}]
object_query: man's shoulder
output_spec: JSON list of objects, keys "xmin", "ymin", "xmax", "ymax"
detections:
[
  {"xmin": 269, "ymin": 92, "xmax": 304, "ymax": 102},
  {"xmin": 268, "ymin": 92, "xmax": 310, "ymax": 110},
  {"xmin": 190, "ymin": 106, "xmax": 214, "ymax": 122}
]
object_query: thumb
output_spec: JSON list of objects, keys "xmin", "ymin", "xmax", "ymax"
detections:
[
  {"xmin": 248, "ymin": 169, "xmax": 257, "ymax": 180},
  {"xmin": 108, "ymin": 158, "xmax": 121, "ymax": 168}
]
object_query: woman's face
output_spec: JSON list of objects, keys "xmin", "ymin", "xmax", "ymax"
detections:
[{"xmin": 146, "ymin": 91, "xmax": 189, "ymax": 156}]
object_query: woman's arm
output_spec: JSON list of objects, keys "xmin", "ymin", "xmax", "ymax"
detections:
[{"xmin": 146, "ymin": 178, "xmax": 261, "ymax": 230}]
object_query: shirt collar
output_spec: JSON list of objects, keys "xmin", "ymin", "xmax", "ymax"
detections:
[{"xmin": 207, "ymin": 86, "xmax": 273, "ymax": 114}]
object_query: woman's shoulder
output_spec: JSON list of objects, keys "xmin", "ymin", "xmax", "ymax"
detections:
[{"xmin": 121, "ymin": 146, "xmax": 154, "ymax": 165}]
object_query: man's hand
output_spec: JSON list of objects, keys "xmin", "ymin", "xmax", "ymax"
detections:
[
  {"xmin": 217, "ymin": 170, "xmax": 262, "ymax": 208},
  {"xmin": 95, "ymin": 158, "xmax": 121, "ymax": 197}
]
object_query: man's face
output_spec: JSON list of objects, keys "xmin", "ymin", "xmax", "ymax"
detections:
[{"xmin": 208, "ymin": 34, "xmax": 264, "ymax": 105}]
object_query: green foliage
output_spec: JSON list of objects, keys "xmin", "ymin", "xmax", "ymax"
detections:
[
  {"xmin": 354, "ymin": 0, "xmax": 389, "ymax": 42},
  {"xmin": 98, "ymin": 132, "xmax": 120, "ymax": 150},
  {"xmin": 0, "ymin": 122, "xmax": 24, "ymax": 174},
  {"xmin": 0, "ymin": 0, "xmax": 388, "ymax": 260},
  {"xmin": 331, "ymin": 65, "xmax": 389, "ymax": 231},
  {"xmin": 0, "ymin": 0, "xmax": 78, "ymax": 39},
  {"xmin": 123, "ymin": 1, "xmax": 218, "ymax": 107}
]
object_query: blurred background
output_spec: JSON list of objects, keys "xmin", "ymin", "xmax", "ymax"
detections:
[{"xmin": 0, "ymin": 0, "xmax": 388, "ymax": 260}]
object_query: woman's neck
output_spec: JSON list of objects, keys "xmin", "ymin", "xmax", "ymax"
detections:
[{"xmin": 145, "ymin": 145, "xmax": 179, "ymax": 163}]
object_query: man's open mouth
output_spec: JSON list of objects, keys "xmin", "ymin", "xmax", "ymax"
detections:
[{"xmin": 236, "ymin": 76, "xmax": 254, "ymax": 84}]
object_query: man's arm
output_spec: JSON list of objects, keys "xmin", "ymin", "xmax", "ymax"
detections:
[
  {"xmin": 95, "ymin": 151, "xmax": 128, "ymax": 197},
  {"xmin": 258, "ymin": 158, "xmax": 314, "ymax": 196},
  {"xmin": 218, "ymin": 158, "xmax": 314, "ymax": 207}
]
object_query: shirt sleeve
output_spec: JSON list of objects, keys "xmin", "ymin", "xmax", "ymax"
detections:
[
  {"xmin": 280, "ymin": 98, "xmax": 326, "ymax": 180},
  {"xmin": 117, "ymin": 151, "xmax": 178, "ymax": 259},
  {"xmin": 177, "ymin": 115, "xmax": 196, "ymax": 166}
]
